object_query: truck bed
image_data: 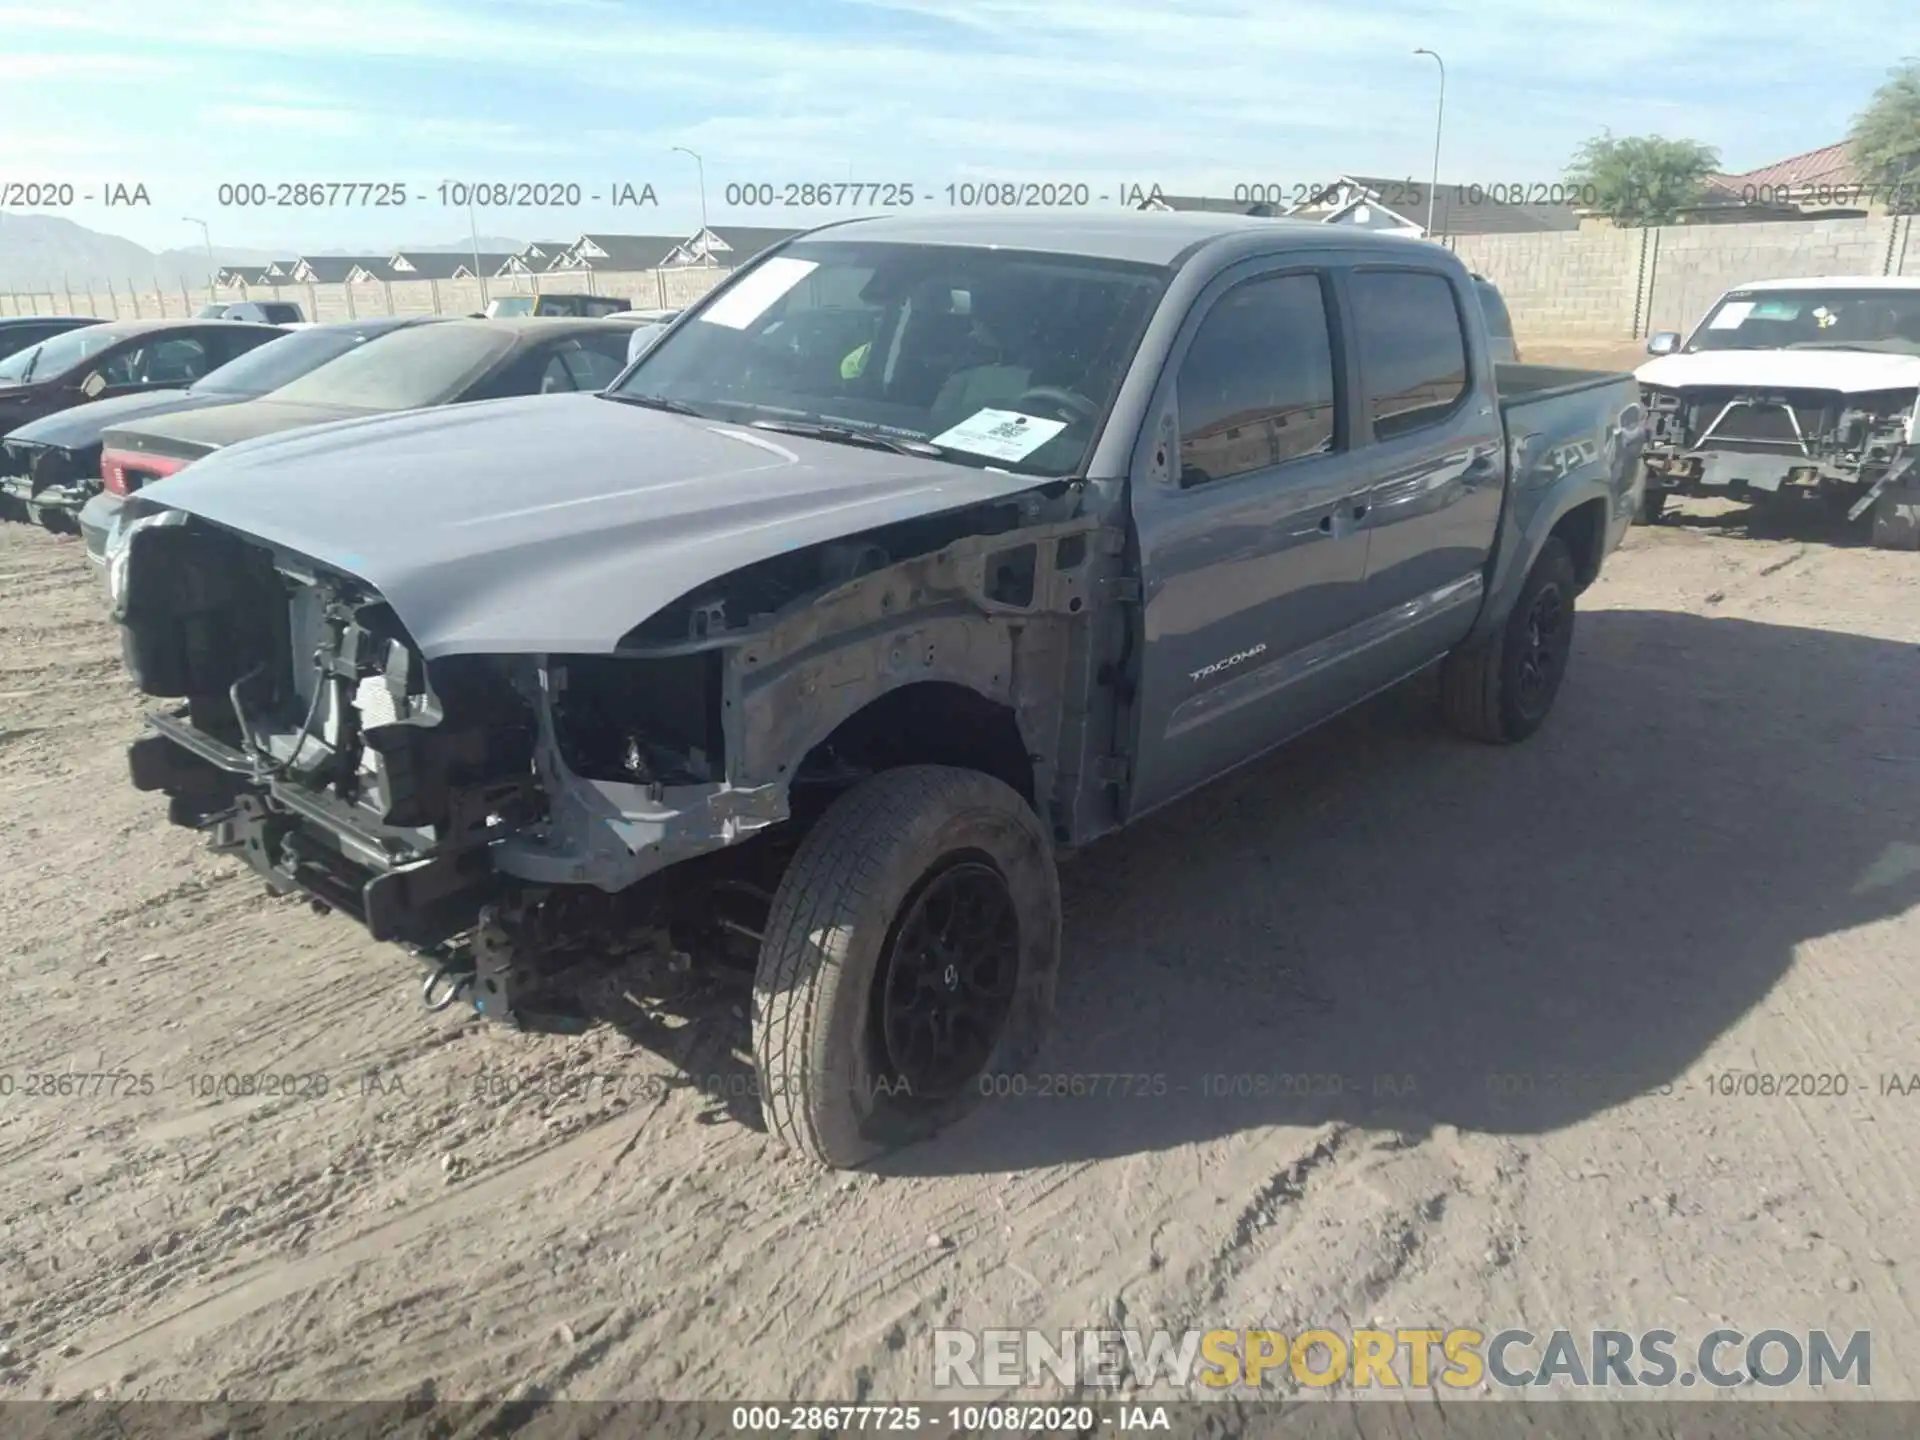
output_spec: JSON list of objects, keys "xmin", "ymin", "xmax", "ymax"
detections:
[{"xmin": 1495, "ymin": 361, "xmax": 1634, "ymax": 401}]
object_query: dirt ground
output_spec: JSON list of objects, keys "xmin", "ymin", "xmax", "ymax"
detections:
[{"xmin": 3, "ymin": 478, "xmax": 1919, "ymax": 1405}]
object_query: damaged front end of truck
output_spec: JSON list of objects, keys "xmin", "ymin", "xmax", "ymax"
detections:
[
  {"xmin": 1640, "ymin": 381, "xmax": 1920, "ymax": 548},
  {"xmin": 112, "ymin": 474, "xmax": 1116, "ymax": 1031}
]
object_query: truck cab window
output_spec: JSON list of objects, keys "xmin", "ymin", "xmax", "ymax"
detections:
[
  {"xmin": 1350, "ymin": 270, "xmax": 1469, "ymax": 441},
  {"xmin": 1176, "ymin": 272, "xmax": 1337, "ymax": 487}
]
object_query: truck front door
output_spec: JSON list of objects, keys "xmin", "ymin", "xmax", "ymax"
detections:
[{"xmin": 1125, "ymin": 262, "xmax": 1377, "ymax": 816}]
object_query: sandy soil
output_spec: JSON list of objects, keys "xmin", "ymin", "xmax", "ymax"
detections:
[{"xmin": 2, "ymin": 488, "xmax": 1918, "ymax": 1405}]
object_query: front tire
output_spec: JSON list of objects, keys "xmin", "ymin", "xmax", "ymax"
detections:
[
  {"xmin": 1440, "ymin": 537, "xmax": 1578, "ymax": 744},
  {"xmin": 752, "ymin": 765, "xmax": 1061, "ymax": 1169}
]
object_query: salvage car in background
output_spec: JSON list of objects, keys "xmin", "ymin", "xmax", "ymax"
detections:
[
  {"xmin": 1637, "ymin": 275, "xmax": 1920, "ymax": 548},
  {"xmin": 1, "ymin": 317, "xmax": 440, "ymax": 537},
  {"xmin": 0, "ymin": 321, "xmax": 285, "ymax": 475},
  {"xmin": 197, "ymin": 300, "xmax": 307, "ymax": 325},
  {"xmin": 485, "ymin": 293, "xmax": 633, "ymax": 319},
  {"xmin": 0, "ymin": 315, "xmax": 104, "ymax": 363},
  {"xmin": 92, "ymin": 318, "xmax": 634, "ymax": 549},
  {"xmin": 109, "ymin": 213, "xmax": 1644, "ymax": 1169},
  {"xmin": 623, "ymin": 308, "xmax": 681, "ymax": 363}
]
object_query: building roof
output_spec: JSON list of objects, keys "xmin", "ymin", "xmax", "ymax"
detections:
[
  {"xmin": 294, "ymin": 255, "xmax": 398, "ymax": 284},
  {"xmin": 670, "ymin": 225, "xmax": 805, "ymax": 265},
  {"xmin": 1694, "ymin": 143, "xmax": 1867, "ymax": 213},
  {"xmin": 1136, "ymin": 194, "xmax": 1284, "ymax": 217},
  {"xmin": 566, "ymin": 233, "xmax": 685, "ymax": 269},
  {"xmin": 1714, "ymin": 142, "xmax": 1860, "ymax": 193},
  {"xmin": 1292, "ymin": 175, "xmax": 1580, "ymax": 236},
  {"xmin": 218, "ymin": 266, "xmax": 276, "ymax": 287},
  {"xmin": 386, "ymin": 251, "xmax": 518, "ymax": 280}
]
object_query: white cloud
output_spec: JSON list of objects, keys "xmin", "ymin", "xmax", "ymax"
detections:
[{"xmin": 0, "ymin": 0, "xmax": 1909, "ymax": 249}]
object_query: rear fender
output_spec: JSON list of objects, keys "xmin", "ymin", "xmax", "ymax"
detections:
[{"xmin": 1472, "ymin": 394, "xmax": 1645, "ymax": 639}]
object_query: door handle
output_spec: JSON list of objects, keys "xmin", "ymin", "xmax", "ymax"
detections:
[{"xmin": 1319, "ymin": 500, "xmax": 1370, "ymax": 536}]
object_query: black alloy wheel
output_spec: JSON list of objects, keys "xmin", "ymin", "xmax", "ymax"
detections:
[{"xmin": 875, "ymin": 857, "xmax": 1021, "ymax": 1100}]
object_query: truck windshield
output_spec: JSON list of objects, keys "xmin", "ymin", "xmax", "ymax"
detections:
[
  {"xmin": 608, "ymin": 240, "xmax": 1171, "ymax": 477},
  {"xmin": 1688, "ymin": 289, "xmax": 1920, "ymax": 354}
]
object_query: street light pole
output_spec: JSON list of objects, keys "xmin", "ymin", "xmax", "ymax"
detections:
[
  {"xmin": 672, "ymin": 146, "xmax": 710, "ymax": 265},
  {"xmin": 1412, "ymin": 48, "xmax": 1446, "ymax": 237},
  {"xmin": 182, "ymin": 215, "xmax": 216, "ymax": 296}
]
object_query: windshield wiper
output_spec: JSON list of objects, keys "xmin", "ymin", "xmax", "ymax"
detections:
[
  {"xmin": 604, "ymin": 392, "xmax": 704, "ymax": 416},
  {"xmin": 748, "ymin": 418, "xmax": 946, "ymax": 457}
]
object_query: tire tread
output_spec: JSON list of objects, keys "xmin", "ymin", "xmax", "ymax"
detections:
[{"xmin": 753, "ymin": 765, "xmax": 1044, "ymax": 1165}]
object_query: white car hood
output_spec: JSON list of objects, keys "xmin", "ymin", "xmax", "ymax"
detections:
[{"xmin": 1637, "ymin": 349, "xmax": 1920, "ymax": 395}]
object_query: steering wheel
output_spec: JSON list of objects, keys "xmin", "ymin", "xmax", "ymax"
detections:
[{"xmin": 1012, "ymin": 386, "xmax": 1098, "ymax": 423}]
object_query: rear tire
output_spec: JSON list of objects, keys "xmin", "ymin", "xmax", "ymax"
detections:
[
  {"xmin": 1440, "ymin": 537, "xmax": 1578, "ymax": 745},
  {"xmin": 1635, "ymin": 486, "xmax": 1667, "ymax": 525},
  {"xmin": 752, "ymin": 765, "xmax": 1060, "ymax": 1169},
  {"xmin": 1869, "ymin": 483, "xmax": 1920, "ymax": 551}
]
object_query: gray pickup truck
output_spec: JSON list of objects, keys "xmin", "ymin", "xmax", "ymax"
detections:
[{"xmin": 109, "ymin": 214, "xmax": 1645, "ymax": 1168}]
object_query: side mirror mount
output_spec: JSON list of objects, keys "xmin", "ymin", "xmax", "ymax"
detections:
[{"xmin": 1645, "ymin": 331, "xmax": 1681, "ymax": 357}]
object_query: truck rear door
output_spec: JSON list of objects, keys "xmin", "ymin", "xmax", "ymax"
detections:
[
  {"xmin": 1125, "ymin": 259, "xmax": 1376, "ymax": 816},
  {"xmin": 1345, "ymin": 265, "xmax": 1505, "ymax": 668}
]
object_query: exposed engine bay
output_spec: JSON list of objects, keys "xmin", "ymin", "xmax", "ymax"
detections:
[
  {"xmin": 1640, "ymin": 384, "xmax": 1918, "ymax": 498},
  {"xmin": 113, "ymin": 486, "xmax": 1113, "ymax": 1026}
]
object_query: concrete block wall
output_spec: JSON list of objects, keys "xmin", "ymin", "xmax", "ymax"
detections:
[
  {"xmin": 0, "ymin": 265, "xmax": 733, "ymax": 322},
  {"xmin": 1450, "ymin": 228, "xmax": 1643, "ymax": 343},
  {"xmin": 4, "ymin": 219, "xmax": 1911, "ymax": 338},
  {"xmin": 1642, "ymin": 217, "xmax": 1898, "ymax": 335}
]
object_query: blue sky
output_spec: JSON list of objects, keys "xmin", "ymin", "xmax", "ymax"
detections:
[{"xmin": 1, "ymin": 0, "xmax": 1909, "ymax": 253}]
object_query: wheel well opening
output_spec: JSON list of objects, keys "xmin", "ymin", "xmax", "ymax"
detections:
[
  {"xmin": 795, "ymin": 682, "xmax": 1035, "ymax": 809},
  {"xmin": 1551, "ymin": 498, "xmax": 1607, "ymax": 590}
]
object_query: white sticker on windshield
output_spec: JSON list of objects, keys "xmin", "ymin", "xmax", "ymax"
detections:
[
  {"xmin": 1708, "ymin": 300, "xmax": 1756, "ymax": 329},
  {"xmin": 930, "ymin": 408, "xmax": 1068, "ymax": 461},
  {"xmin": 697, "ymin": 257, "xmax": 820, "ymax": 330}
]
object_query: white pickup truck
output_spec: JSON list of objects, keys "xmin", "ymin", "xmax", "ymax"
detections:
[{"xmin": 1636, "ymin": 275, "xmax": 1920, "ymax": 549}]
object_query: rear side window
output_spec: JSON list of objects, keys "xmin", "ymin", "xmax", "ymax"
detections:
[
  {"xmin": 102, "ymin": 336, "xmax": 210, "ymax": 386},
  {"xmin": 1176, "ymin": 272, "xmax": 1338, "ymax": 487},
  {"xmin": 259, "ymin": 304, "xmax": 302, "ymax": 324},
  {"xmin": 1349, "ymin": 270, "xmax": 1469, "ymax": 442}
]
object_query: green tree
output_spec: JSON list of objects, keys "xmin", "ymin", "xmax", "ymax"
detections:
[
  {"xmin": 1849, "ymin": 57, "xmax": 1920, "ymax": 213},
  {"xmin": 1564, "ymin": 131, "xmax": 1721, "ymax": 226}
]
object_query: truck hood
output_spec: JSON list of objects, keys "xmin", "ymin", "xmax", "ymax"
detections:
[
  {"xmin": 139, "ymin": 393, "xmax": 1056, "ymax": 660},
  {"xmin": 5, "ymin": 388, "xmax": 206, "ymax": 449},
  {"xmin": 1637, "ymin": 349, "xmax": 1920, "ymax": 394}
]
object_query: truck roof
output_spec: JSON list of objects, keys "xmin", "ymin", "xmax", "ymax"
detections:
[
  {"xmin": 1728, "ymin": 275, "xmax": 1920, "ymax": 292},
  {"xmin": 796, "ymin": 210, "xmax": 1446, "ymax": 266}
]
